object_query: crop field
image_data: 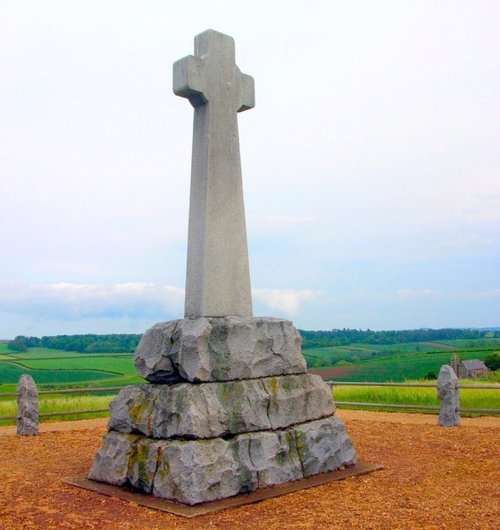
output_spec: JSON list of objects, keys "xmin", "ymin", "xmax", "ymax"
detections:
[
  {"xmin": 0, "ymin": 344, "xmax": 139, "ymax": 389},
  {"xmin": 0, "ymin": 342, "xmax": 139, "ymax": 425},
  {"xmin": 307, "ymin": 338, "xmax": 500, "ymax": 382},
  {"xmin": 302, "ymin": 341, "xmax": 461, "ymax": 369},
  {"xmin": 0, "ymin": 338, "xmax": 498, "ymax": 425}
]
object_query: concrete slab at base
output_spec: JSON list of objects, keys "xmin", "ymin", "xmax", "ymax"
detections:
[{"xmin": 67, "ymin": 462, "xmax": 382, "ymax": 518}]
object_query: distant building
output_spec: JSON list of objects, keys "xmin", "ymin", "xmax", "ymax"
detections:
[{"xmin": 450, "ymin": 354, "xmax": 489, "ymax": 378}]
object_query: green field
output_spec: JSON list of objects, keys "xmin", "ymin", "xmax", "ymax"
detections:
[
  {"xmin": 330, "ymin": 382, "xmax": 500, "ymax": 412},
  {"xmin": 307, "ymin": 338, "xmax": 500, "ymax": 382},
  {"xmin": 0, "ymin": 338, "xmax": 498, "ymax": 425},
  {"xmin": 0, "ymin": 344, "xmax": 140, "ymax": 389},
  {"xmin": 0, "ymin": 342, "xmax": 140, "ymax": 425}
]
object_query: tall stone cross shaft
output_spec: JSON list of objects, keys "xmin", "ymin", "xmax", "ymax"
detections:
[{"xmin": 174, "ymin": 29, "xmax": 254, "ymax": 318}]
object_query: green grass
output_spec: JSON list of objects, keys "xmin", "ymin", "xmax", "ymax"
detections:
[
  {"xmin": 12, "ymin": 356, "xmax": 135, "ymax": 375},
  {"xmin": 0, "ymin": 362, "xmax": 122, "ymax": 385},
  {"xmin": 0, "ymin": 393, "xmax": 117, "ymax": 425},
  {"xmin": 437, "ymin": 338, "xmax": 500, "ymax": 349},
  {"xmin": 0, "ymin": 345, "xmax": 137, "ymax": 386},
  {"xmin": 330, "ymin": 380, "xmax": 500, "ymax": 413},
  {"xmin": 0, "ymin": 344, "xmax": 142, "ymax": 425},
  {"xmin": 4, "ymin": 346, "xmax": 85, "ymax": 358}
]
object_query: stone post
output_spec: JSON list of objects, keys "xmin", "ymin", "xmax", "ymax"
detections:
[
  {"xmin": 437, "ymin": 365, "xmax": 460, "ymax": 427},
  {"xmin": 16, "ymin": 374, "xmax": 39, "ymax": 436}
]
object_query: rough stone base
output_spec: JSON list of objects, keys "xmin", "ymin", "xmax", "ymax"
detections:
[
  {"xmin": 89, "ymin": 416, "xmax": 356, "ymax": 505},
  {"xmin": 107, "ymin": 374, "xmax": 334, "ymax": 439},
  {"xmin": 89, "ymin": 316, "xmax": 358, "ymax": 505},
  {"xmin": 134, "ymin": 317, "xmax": 306, "ymax": 383}
]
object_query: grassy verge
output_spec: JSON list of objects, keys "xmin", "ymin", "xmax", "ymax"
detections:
[
  {"xmin": 331, "ymin": 380, "xmax": 500, "ymax": 414},
  {"xmin": 0, "ymin": 393, "xmax": 116, "ymax": 425}
]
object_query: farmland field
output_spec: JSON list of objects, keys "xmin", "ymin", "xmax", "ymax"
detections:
[
  {"xmin": 0, "ymin": 343, "xmax": 142, "ymax": 425},
  {"xmin": 307, "ymin": 338, "xmax": 500, "ymax": 382},
  {"xmin": 0, "ymin": 344, "xmax": 139, "ymax": 389},
  {"xmin": 1, "ymin": 337, "xmax": 499, "ymax": 425}
]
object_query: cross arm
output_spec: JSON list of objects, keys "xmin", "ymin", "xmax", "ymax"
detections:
[
  {"xmin": 173, "ymin": 55, "xmax": 207, "ymax": 108},
  {"xmin": 238, "ymin": 73, "xmax": 255, "ymax": 112}
]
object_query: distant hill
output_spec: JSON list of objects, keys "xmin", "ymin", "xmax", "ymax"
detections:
[
  {"xmin": 6, "ymin": 326, "xmax": 499, "ymax": 354},
  {"xmin": 299, "ymin": 327, "xmax": 500, "ymax": 349},
  {"xmin": 6, "ymin": 334, "xmax": 142, "ymax": 353}
]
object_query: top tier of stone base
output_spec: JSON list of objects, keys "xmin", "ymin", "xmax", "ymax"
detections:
[{"xmin": 134, "ymin": 317, "xmax": 306, "ymax": 383}]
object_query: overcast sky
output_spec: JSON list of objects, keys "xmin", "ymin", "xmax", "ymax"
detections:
[{"xmin": 1, "ymin": 1, "xmax": 499, "ymax": 338}]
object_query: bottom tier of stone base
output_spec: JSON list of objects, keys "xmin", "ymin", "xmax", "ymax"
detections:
[{"xmin": 89, "ymin": 415, "xmax": 356, "ymax": 505}]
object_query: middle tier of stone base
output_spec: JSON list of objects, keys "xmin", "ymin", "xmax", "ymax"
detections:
[
  {"xmin": 107, "ymin": 374, "xmax": 334, "ymax": 439},
  {"xmin": 89, "ymin": 415, "xmax": 356, "ymax": 505}
]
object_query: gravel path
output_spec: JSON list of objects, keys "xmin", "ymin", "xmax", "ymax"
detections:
[{"xmin": 0, "ymin": 412, "xmax": 498, "ymax": 529}]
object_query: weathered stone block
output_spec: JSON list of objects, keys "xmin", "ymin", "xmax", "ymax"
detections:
[
  {"xmin": 262, "ymin": 374, "xmax": 335, "ymax": 430},
  {"xmin": 437, "ymin": 364, "xmax": 460, "ymax": 427},
  {"xmin": 88, "ymin": 431, "xmax": 141, "ymax": 486},
  {"xmin": 239, "ymin": 430, "xmax": 302, "ymax": 488},
  {"xmin": 134, "ymin": 316, "xmax": 306, "ymax": 383},
  {"xmin": 153, "ymin": 437, "xmax": 246, "ymax": 504},
  {"xmin": 128, "ymin": 438, "xmax": 167, "ymax": 493},
  {"xmin": 133, "ymin": 320, "xmax": 178, "ymax": 383},
  {"xmin": 294, "ymin": 416, "xmax": 356, "ymax": 476},
  {"xmin": 108, "ymin": 373, "xmax": 334, "ymax": 439},
  {"xmin": 90, "ymin": 415, "xmax": 356, "ymax": 505},
  {"xmin": 16, "ymin": 374, "xmax": 38, "ymax": 436}
]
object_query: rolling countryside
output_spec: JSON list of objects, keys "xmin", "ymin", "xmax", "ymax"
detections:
[
  {"xmin": 0, "ymin": 332, "xmax": 498, "ymax": 423},
  {"xmin": 305, "ymin": 339, "xmax": 500, "ymax": 382}
]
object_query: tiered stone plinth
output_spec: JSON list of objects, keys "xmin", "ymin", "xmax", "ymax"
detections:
[{"xmin": 89, "ymin": 317, "xmax": 356, "ymax": 505}]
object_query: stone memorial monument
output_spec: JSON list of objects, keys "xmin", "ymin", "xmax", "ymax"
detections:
[{"xmin": 88, "ymin": 29, "xmax": 357, "ymax": 506}]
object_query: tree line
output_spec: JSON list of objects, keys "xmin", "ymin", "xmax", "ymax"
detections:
[
  {"xmin": 7, "ymin": 334, "xmax": 142, "ymax": 354},
  {"xmin": 7, "ymin": 327, "xmax": 499, "ymax": 355},
  {"xmin": 299, "ymin": 327, "xmax": 499, "ymax": 349}
]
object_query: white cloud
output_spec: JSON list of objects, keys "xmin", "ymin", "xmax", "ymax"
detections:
[
  {"xmin": 253, "ymin": 288, "xmax": 320, "ymax": 316},
  {"xmin": 393, "ymin": 288, "xmax": 438, "ymax": 300},
  {"xmin": 0, "ymin": 282, "xmax": 184, "ymax": 320}
]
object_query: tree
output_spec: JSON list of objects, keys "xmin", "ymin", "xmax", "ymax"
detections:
[
  {"xmin": 484, "ymin": 352, "xmax": 500, "ymax": 371},
  {"xmin": 8, "ymin": 336, "xmax": 28, "ymax": 352}
]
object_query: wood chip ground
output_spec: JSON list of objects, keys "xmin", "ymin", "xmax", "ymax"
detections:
[{"xmin": 0, "ymin": 411, "xmax": 498, "ymax": 529}]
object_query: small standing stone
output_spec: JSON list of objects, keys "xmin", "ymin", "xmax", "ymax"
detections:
[
  {"xmin": 16, "ymin": 374, "xmax": 39, "ymax": 436},
  {"xmin": 437, "ymin": 365, "xmax": 460, "ymax": 427}
]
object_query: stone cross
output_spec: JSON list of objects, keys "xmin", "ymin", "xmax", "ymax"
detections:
[{"xmin": 174, "ymin": 29, "xmax": 254, "ymax": 318}]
